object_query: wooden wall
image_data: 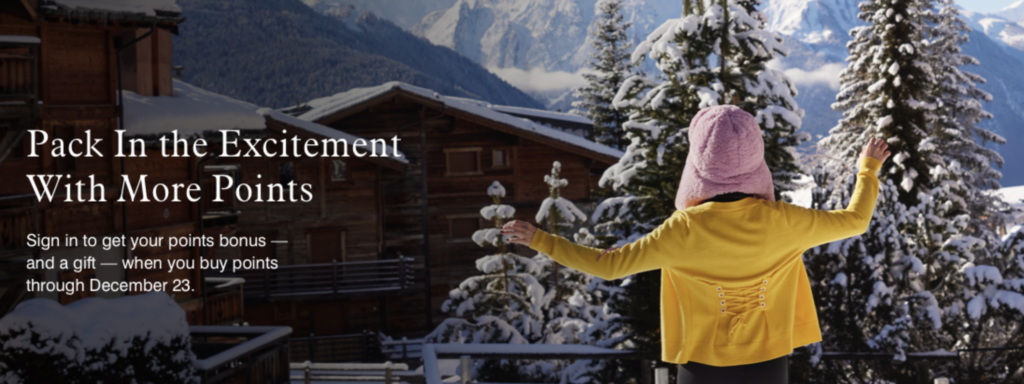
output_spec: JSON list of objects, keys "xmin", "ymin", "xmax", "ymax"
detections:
[{"xmin": 0, "ymin": 12, "xmax": 207, "ymax": 320}]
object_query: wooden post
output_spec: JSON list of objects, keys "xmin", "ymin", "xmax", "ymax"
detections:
[
  {"xmin": 402, "ymin": 337, "xmax": 409, "ymax": 360},
  {"xmin": 640, "ymin": 360, "xmax": 652, "ymax": 384},
  {"xmin": 655, "ymin": 367, "xmax": 668, "ymax": 384},
  {"xmin": 304, "ymin": 360, "xmax": 311, "ymax": 384},
  {"xmin": 460, "ymin": 355, "xmax": 471, "ymax": 384},
  {"xmin": 384, "ymin": 362, "xmax": 393, "ymax": 384},
  {"xmin": 308, "ymin": 333, "xmax": 315, "ymax": 362},
  {"xmin": 332, "ymin": 259, "xmax": 338, "ymax": 297}
]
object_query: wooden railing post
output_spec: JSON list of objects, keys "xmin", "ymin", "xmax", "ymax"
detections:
[
  {"xmin": 332, "ymin": 259, "xmax": 338, "ymax": 297},
  {"xmin": 384, "ymin": 361, "xmax": 393, "ymax": 384},
  {"xmin": 655, "ymin": 367, "xmax": 668, "ymax": 384},
  {"xmin": 402, "ymin": 337, "xmax": 409, "ymax": 360},
  {"xmin": 460, "ymin": 355, "xmax": 471, "ymax": 384},
  {"xmin": 308, "ymin": 333, "xmax": 315, "ymax": 362},
  {"xmin": 304, "ymin": 360, "xmax": 311, "ymax": 384}
]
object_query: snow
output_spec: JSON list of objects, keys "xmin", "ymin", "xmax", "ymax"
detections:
[
  {"xmin": 49, "ymin": 0, "xmax": 181, "ymax": 16},
  {"xmin": 292, "ymin": 82, "xmax": 623, "ymax": 161},
  {"xmin": 259, "ymin": 109, "xmax": 407, "ymax": 163},
  {"xmin": 487, "ymin": 181, "xmax": 506, "ymax": 198},
  {"xmin": 191, "ymin": 326, "xmax": 293, "ymax": 370},
  {"xmin": 489, "ymin": 105, "xmax": 592, "ymax": 125},
  {"xmin": 0, "ymin": 292, "xmax": 195, "ymax": 381},
  {"xmin": 123, "ymin": 79, "xmax": 266, "ymax": 136},
  {"xmin": 994, "ymin": 185, "xmax": 1024, "ymax": 221},
  {"xmin": 0, "ymin": 35, "xmax": 40, "ymax": 44}
]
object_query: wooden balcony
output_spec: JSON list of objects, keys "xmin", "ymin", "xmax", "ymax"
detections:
[
  {"xmin": 192, "ymin": 325, "xmax": 292, "ymax": 384},
  {"xmin": 237, "ymin": 257, "xmax": 416, "ymax": 301},
  {"xmin": 205, "ymin": 277, "xmax": 245, "ymax": 325},
  {"xmin": 0, "ymin": 36, "xmax": 38, "ymax": 120}
]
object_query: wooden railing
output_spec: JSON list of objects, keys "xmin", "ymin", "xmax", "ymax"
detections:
[
  {"xmin": 421, "ymin": 344, "xmax": 656, "ymax": 384},
  {"xmin": 289, "ymin": 331, "xmax": 382, "ymax": 363},
  {"xmin": 239, "ymin": 257, "xmax": 416, "ymax": 300},
  {"xmin": 192, "ymin": 326, "xmax": 292, "ymax": 384},
  {"xmin": 290, "ymin": 361, "xmax": 418, "ymax": 384},
  {"xmin": 382, "ymin": 337, "xmax": 424, "ymax": 362},
  {"xmin": 204, "ymin": 277, "xmax": 245, "ymax": 325},
  {"xmin": 0, "ymin": 50, "xmax": 35, "ymax": 99}
]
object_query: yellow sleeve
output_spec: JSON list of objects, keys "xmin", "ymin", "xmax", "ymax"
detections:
[
  {"xmin": 528, "ymin": 211, "xmax": 689, "ymax": 280},
  {"xmin": 784, "ymin": 156, "xmax": 883, "ymax": 248}
]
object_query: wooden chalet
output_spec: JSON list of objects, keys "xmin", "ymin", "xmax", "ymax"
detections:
[
  {"xmin": 0, "ymin": 0, "xmax": 258, "ymax": 328},
  {"xmin": 261, "ymin": 82, "xmax": 624, "ymax": 343}
]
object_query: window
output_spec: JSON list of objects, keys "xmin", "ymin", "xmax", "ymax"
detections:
[
  {"xmin": 307, "ymin": 231, "xmax": 345, "ymax": 264},
  {"xmin": 54, "ymin": 125, "xmax": 75, "ymax": 173},
  {"xmin": 279, "ymin": 161, "xmax": 294, "ymax": 184},
  {"xmin": 331, "ymin": 160, "xmax": 347, "ymax": 182},
  {"xmin": 444, "ymin": 147, "xmax": 482, "ymax": 176},
  {"xmin": 448, "ymin": 215, "xmax": 482, "ymax": 240},
  {"xmin": 492, "ymin": 148, "xmax": 511, "ymax": 168}
]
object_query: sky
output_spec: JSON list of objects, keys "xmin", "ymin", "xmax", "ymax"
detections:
[{"xmin": 957, "ymin": 0, "xmax": 1020, "ymax": 14}]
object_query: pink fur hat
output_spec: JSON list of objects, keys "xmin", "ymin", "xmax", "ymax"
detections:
[{"xmin": 675, "ymin": 105, "xmax": 775, "ymax": 210}]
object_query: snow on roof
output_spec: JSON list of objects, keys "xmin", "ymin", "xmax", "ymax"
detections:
[
  {"xmin": 489, "ymin": 104, "xmax": 593, "ymax": 125},
  {"xmin": 46, "ymin": 0, "xmax": 181, "ymax": 16},
  {"xmin": 294, "ymin": 82, "xmax": 623, "ymax": 161},
  {"xmin": 123, "ymin": 79, "xmax": 266, "ymax": 136},
  {"xmin": 259, "ymin": 108, "xmax": 408, "ymax": 165},
  {"xmin": 0, "ymin": 292, "xmax": 190, "ymax": 357},
  {"xmin": 0, "ymin": 35, "xmax": 40, "ymax": 44}
]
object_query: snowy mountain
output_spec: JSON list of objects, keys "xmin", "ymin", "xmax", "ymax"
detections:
[
  {"xmin": 403, "ymin": 0, "xmax": 1023, "ymax": 185},
  {"xmin": 172, "ymin": 0, "xmax": 542, "ymax": 110}
]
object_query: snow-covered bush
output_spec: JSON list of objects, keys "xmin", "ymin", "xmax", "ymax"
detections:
[{"xmin": 0, "ymin": 292, "xmax": 197, "ymax": 384}]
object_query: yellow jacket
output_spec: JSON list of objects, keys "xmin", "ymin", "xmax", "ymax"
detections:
[{"xmin": 528, "ymin": 157, "xmax": 882, "ymax": 366}]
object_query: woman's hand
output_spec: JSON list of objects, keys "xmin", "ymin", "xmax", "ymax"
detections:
[
  {"xmin": 501, "ymin": 220, "xmax": 537, "ymax": 246},
  {"xmin": 861, "ymin": 137, "xmax": 891, "ymax": 163}
]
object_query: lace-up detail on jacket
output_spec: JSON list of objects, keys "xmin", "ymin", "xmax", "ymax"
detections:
[{"xmin": 717, "ymin": 279, "xmax": 768, "ymax": 341}]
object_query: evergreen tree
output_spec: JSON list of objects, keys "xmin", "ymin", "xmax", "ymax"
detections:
[
  {"xmin": 593, "ymin": 0, "xmax": 805, "ymax": 366},
  {"xmin": 572, "ymin": 0, "xmax": 638, "ymax": 150},
  {"xmin": 798, "ymin": 2, "xmax": 1024, "ymax": 382},
  {"xmin": 823, "ymin": 0, "xmax": 935, "ymax": 207},
  {"xmin": 425, "ymin": 181, "xmax": 546, "ymax": 383},
  {"xmin": 924, "ymin": 0, "xmax": 1010, "ymax": 233}
]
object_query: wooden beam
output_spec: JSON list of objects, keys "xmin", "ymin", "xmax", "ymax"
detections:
[{"xmin": 18, "ymin": 0, "xmax": 38, "ymax": 21}]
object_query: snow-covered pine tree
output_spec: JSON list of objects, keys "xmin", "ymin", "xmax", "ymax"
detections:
[
  {"xmin": 798, "ymin": 3, "xmax": 1024, "ymax": 382},
  {"xmin": 924, "ymin": 0, "xmax": 1010, "ymax": 233},
  {"xmin": 594, "ymin": 0, "xmax": 805, "ymax": 365},
  {"xmin": 572, "ymin": 0, "xmax": 638, "ymax": 150},
  {"xmin": 521, "ymin": 162, "xmax": 628, "ymax": 384},
  {"xmin": 823, "ymin": 0, "xmax": 936, "ymax": 207},
  {"xmin": 425, "ymin": 181, "xmax": 547, "ymax": 382}
]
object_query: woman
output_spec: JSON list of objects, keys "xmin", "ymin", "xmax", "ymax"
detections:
[{"xmin": 501, "ymin": 105, "xmax": 890, "ymax": 384}]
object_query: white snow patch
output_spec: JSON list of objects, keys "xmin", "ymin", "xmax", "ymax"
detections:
[
  {"xmin": 487, "ymin": 66, "xmax": 590, "ymax": 94},
  {"xmin": 50, "ymin": 0, "xmax": 181, "ymax": 15},
  {"xmin": 124, "ymin": 79, "xmax": 265, "ymax": 136}
]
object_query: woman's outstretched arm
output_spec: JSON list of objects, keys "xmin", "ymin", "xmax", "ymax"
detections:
[
  {"xmin": 783, "ymin": 137, "xmax": 891, "ymax": 247},
  {"xmin": 502, "ymin": 211, "xmax": 689, "ymax": 280}
]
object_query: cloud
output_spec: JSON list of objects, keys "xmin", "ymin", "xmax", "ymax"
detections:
[
  {"xmin": 487, "ymin": 66, "xmax": 590, "ymax": 94},
  {"xmin": 768, "ymin": 60, "xmax": 845, "ymax": 91}
]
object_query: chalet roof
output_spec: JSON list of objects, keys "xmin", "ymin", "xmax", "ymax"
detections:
[
  {"xmin": 996, "ymin": 185, "xmax": 1024, "ymax": 223},
  {"xmin": 40, "ymin": 0, "xmax": 183, "ymax": 23},
  {"xmin": 259, "ymin": 108, "xmax": 408, "ymax": 170},
  {"xmin": 123, "ymin": 79, "xmax": 267, "ymax": 137},
  {"xmin": 291, "ymin": 82, "xmax": 624, "ymax": 164}
]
